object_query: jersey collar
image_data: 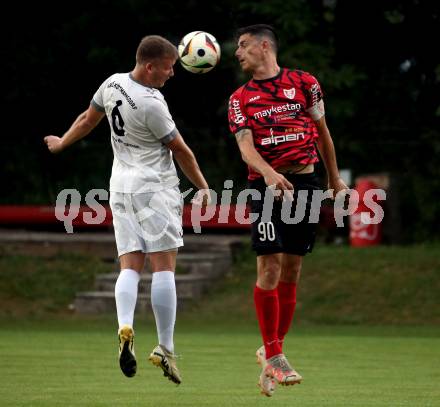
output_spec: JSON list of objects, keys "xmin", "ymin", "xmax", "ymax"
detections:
[
  {"xmin": 252, "ymin": 68, "xmax": 283, "ymax": 83},
  {"xmin": 129, "ymin": 72, "xmax": 155, "ymax": 90}
]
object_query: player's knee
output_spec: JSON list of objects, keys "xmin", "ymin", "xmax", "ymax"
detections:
[
  {"xmin": 281, "ymin": 258, "xmax": 302, "ymax": 283},
  {"xmin": 281, "ymin": 267, "xmax": 301, "ymax": 283},
  {"xmin": 260, "ymin": 264, "xmax": 281, "ymax": 288},
  {"xmin": 263, "ymin": 274, "xmax": 279, "ymax": 288}
]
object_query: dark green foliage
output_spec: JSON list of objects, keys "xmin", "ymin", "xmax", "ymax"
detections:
[{"xmin": 2, "ymin": 0, "xmax": 439, "ymax": 240}]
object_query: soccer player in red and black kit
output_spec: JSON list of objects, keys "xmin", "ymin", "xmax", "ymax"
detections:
[{"xmin": 228, "ymin": 24, "xmax": 348, "ymax": 396}]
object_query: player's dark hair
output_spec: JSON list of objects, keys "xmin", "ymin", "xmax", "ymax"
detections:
[
  {"xmin": 236, "ymin": 24, "xmax": 278, "ymax": 53},
  {"xmin": 136, "ymin": 35, "xmax": 178, "ymax": 64}
]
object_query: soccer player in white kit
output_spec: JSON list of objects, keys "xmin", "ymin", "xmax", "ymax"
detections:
[{"xmin": 44, "ymin": 35, "xmax": 210, "ymax": 384}]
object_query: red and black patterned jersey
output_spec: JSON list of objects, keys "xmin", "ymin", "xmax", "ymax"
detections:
[{"xmin": 228, "ymin": 68, "xmax": 324, "ymax": 180}]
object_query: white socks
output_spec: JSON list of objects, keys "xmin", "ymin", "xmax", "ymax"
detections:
[
  {"xmin": 115, "ymin": 269, "xmax": 177, "ymax": 354},
  {"xmin": 115, "ymin": 268, "xmax": 140, "ymax": 329},
  {"xmin": 151, "ymin": 271, "xmax": 177, "ymax": 353}
]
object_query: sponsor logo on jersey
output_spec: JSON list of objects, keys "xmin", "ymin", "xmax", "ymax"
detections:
[
  {"xmin": 249, "ymin": 95, "xmax": 261, "ymax": 102},
  {"xmin": 107, "ymin": 81, "xmax": 138, "ymax": 110},
  {"xmin": 261, "ymin": 132, "xmax": 305, "ymax": 145},
  {"xmin": 253, "ymin": 103, "xmax": 301, "ymax": 120},
  {"xmin": 283, "ymin": 87, "xmax": 296, "ymax": 99},
  {"xmin": 285, "ymin": 127, "xmax": 305, "ymax": 133},
  {"xmin": 231, "ymin": 98, "xmax": 245, "ymax": 124}
]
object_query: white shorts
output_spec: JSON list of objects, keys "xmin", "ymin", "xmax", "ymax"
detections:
[{"xmin": 109, "ymin": 186, "xmax": 184, "ymax": 256}]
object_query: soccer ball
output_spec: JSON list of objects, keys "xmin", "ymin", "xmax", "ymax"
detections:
[{"xmin": 178, "ymin": 31, "xmax": 221, "ymax": 74}]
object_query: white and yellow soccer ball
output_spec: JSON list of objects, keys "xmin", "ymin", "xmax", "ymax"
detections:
[{"xmin": 178, "ymin": 31, "xmax": 221, "ymax": 74}]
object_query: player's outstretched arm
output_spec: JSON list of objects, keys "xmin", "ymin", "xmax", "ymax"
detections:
[
  {"xmin": 166, "ymin": 133, "xmax": 210, "ymax": 205},
  {"xmin": 314, "ymin": 116, "xmax": 348, "ymax": 198},
  {"xmin": 44, "ymin": 105, "xmax": 105, "ymax": 154}
]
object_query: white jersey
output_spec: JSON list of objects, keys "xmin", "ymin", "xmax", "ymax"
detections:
[{"xmin": 92, "ymin": 73, "xmax": 179, "ymax": 193}]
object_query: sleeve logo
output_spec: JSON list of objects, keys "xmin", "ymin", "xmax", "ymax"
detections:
[{"xmin": 231, "ymin": 99, "xmax": 245, "ymax": 124}]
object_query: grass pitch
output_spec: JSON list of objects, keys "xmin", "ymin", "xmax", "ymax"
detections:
[
  {"xmin": 1, "ymin": 243, "xmax": 439, "ymax": 405},
  {"xmin": 0, "ymin": 318, "xmax": 439, "ymax": 406}
]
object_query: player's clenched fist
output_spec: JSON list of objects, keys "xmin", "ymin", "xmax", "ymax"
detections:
[
  {"xmin": 191, "ymin": 188, "xmax": 211, "ymax": 207},
  {"xmin": 44, "ymin": 135, "xmax": 63, "ymax": 154}
]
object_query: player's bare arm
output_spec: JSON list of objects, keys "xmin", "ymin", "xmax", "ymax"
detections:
[
  {"xmin": 44, "ymin": 105, "xmax": 105, "ymax": 154},
  {"xmin": 314, "ymin": 116, "xmax": 348, "ymax": 197},
  {"xmin": 166, "ymin": 132, "xmax": 210, "ymax": 205},
  {"xmin": 235, "ymin": 129, "xmax": 293, "ymax": 194}
]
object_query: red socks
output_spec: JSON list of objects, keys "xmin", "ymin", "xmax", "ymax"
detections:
[
  {"xmin": 254, "ymin": 282, "xmax": 297, "ymax": 358},
  {"xmin": 277, "ymin": 281, "xmax": 297, "ymax": 348},
  {"xmin": 254, "ymin": 285, "xmax": 282, "ymax": 359}
]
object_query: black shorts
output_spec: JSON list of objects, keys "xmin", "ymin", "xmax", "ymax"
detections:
[{"xmin": 248, "ymin": 172, "xmax": 322, "ymax": 256}]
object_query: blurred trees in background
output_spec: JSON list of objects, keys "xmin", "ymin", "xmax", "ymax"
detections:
[{"xmin": 2, "ymin": 0, "xmax": 439, "ymax": 241}]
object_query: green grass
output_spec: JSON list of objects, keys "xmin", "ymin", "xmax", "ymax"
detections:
[
  {"xmin": 1, "ymin": 244, "xmax": 439, "ymax": 405},
  {"xmin": 187, "ymin": 243, "xmax": 440, "ymax": 325},
  {"xmin": 0, "ymin": 318, "xmax": 439, "ymax": 406},
  {"xmin": 299, "ymin": 244, "xmax": 440, "ymax": 325},
  {"xmin": 1, "ymin": 243, "xmax": 439, "ymax": 324},
  {"xmin": 0, "ymin": 253, "xmax": 109, "ymax": 315}
]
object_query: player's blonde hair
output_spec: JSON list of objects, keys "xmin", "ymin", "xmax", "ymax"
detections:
[{"xmin": 136, "ymin": 35, "xmax": 178, "ymax": 64}]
